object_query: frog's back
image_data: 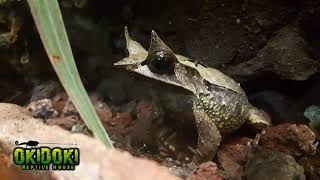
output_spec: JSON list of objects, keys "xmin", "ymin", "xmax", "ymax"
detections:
[{"xmin": 194, "ymin": 85, "xmax": 249, "ymax": 135}]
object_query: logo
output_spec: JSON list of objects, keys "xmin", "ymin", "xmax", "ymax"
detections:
[{"xmin": 13, "ymin": 140, "xmax": 79, "ymax": 170}]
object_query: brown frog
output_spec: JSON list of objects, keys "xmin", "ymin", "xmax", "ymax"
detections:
[{"xmin": 114, "ymin": 27, "xmax": 271, "ymax": 167}]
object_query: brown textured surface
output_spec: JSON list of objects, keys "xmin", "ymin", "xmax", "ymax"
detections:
[
  {"xmin": 260, "ymin": 123, "xmax": 316, "ymax": 157},
  {"xmin": 217, "ymin": 137, "xmax": 252, "ymax": 179},
  {"xmin": 245, "ymin": 147, "xmax": 305, "ymax": 180},
  {"xmin": 186, "ymin": 162, "xmax": 223, "ymax": 180}
]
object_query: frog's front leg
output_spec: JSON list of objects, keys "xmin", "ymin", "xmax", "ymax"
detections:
[{"xmin": 190, "ymin": 102, "xmax": 222, "ymax": 167}]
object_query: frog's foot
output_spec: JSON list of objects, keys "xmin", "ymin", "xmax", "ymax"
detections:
[
  {"xmin": 248, "ymin": 129, "xmax": 266, "ymax": 148},
  {"xmin": 191, "ymin": 104, "xmax": 222, "ymax": 165},
  {"xmin": 246, "ymin": 106, "xmax": 271, "ymax": 130}
]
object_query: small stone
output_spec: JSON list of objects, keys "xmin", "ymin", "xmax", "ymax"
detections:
[
  {"xmin": 159, "ymin": 145, "xmax": 170, "ymax": 157},
  {"xmin": 71, "ymin": 122, "xmax": 91, "ymax": 135},
  {"xmin": 61, "ymin": 98, "xmax": 79, "ymax": 118},
  {"xmin": 93, "ymin": 99, "xmax": 113, "ymax": 124},
  {"xmin": 52, "ymin": 92, "xmax": 69, "ymax": 114},
  {"xmin": 187, "ymin": 162, "xmax": 223, "ymax": 180},
  {"xmin": 27, "ymin": 99, "xmax": 58, "ymax": 119}
]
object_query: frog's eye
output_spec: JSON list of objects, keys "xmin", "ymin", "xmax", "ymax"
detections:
[
  {"xmin": 143, "ymin": 50, "xmax": 175, "ymax": 74},
  {"xmin": 143, "ymin": 30, "xmax": 178, "ymax": 75}
]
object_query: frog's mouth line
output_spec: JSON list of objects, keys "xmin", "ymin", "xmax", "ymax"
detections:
[{"xmin": 125, "ymin": 63, "xmax": 196, "ymax": 93}]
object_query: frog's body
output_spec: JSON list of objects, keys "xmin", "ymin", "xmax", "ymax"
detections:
[
  {"xmin": 195, "ymin": 86, "xmax": 249, "ymax": 135},
  {"xmin": 114, "ymin": 27, "xmax": 270, "ymax": 166}
]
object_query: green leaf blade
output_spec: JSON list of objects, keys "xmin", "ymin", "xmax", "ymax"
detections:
[{"xmin": 27, "ymin": 0, "xmax": 113, "ymax": 148}]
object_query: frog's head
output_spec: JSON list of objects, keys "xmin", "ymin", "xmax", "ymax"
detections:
[
  {"xmin": 114, "ymin": 27, "xmax": 246, "ymax": 96},
  {"xmin": 246, "ymin": 106, "xmax": 271, "ymax": 130},
  {"xmin": 114, "ymin": 27, "xmax": 177, "ymax": 74}
]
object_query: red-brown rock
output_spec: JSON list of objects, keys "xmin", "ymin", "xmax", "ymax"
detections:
[
  {"xmin": 217, "ymin": 137, "xmax": 251, "ymax": 179},
  {"xmin": 260, "ymin": 123, "xmax": 316, "ymax": 157},
  {"xmin": 187, "ymin": 162, "xmax": 223, "ymax": 180}
]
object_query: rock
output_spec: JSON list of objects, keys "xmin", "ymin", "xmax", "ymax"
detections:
[
  {"xmin": 0, "ymin": 103, "xmax": 31, "ymax": 120},
  {"xmin": 298, "ymin": 152, "xmax": 320, "ymax": 180},
  {"xmin": 120, "ymin": 100, "xmax": 136, "ymax": 114},
  {"xmin": 226, "ymin": 26, "xmax": 319, "ymax": 81},
  {"xmin": 51, "ymin": 92, "xmax": 69, "ymax": 114},
  {"xmin": 71, "ymin": 121, "xmax": 91, "ymax": 135},
  {"xmin": 46, "ymin": 117, "xmax": 75, "ymax": 130},
  {"xmin": 259, "ymin": 123, "xmax": 316, "ymax": 157},
  {"xmin": 304, "ymin": 105, "xmax": 320, "ymax": 139},
  {"xmin": 91, "ymin": 94, "xmax": 113, "ymax": 124},
  {"xmin": 180, "ymin": 0, "xmax": 297, "ymax": 67},
  {"xmin": 84, "ymin": 97, "xmax": 136, "ymax": 145},
  {"xmin": 217, "ymin": 137, "xmax": 252, "ymax": 179},
  {"xmin": 245, "ymin": 147, "xmax": 305, "ymax": 180},
  {"xmin": 60, "ymin": 97, "xmax": 80, "ymax": 119},
  {"xmin": 104, "ymin": 112, "xmax": 133, "ymax": 137},
  {"xmin": 0, "ymin": 103, "xmax": 179, "ymax": 180},
  {"xmin": 186, "ymin": 162, "xmax": 223, "ymax": 180},
  {"xmin": 27, "ymin": 99, "xmax": 59, "ymax": 119}
]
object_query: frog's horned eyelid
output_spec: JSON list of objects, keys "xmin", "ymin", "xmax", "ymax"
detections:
[
  {"xmin": 151, "ymin": 30, "xmax": 157, "ymax": 39},
  {"xmin": 124, "ymin": 26, "xmax": 131, "ymax": 45},
  {"xmin": 149, "ymin": 30, "xmax": 175, "ymax": 55}
]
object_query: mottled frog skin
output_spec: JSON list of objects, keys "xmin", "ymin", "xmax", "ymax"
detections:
[{"xmin": 114, "ymin": 27, "xmax": 271, "ymax": 166}]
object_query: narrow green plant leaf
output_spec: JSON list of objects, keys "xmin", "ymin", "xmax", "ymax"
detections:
[{"xmin": 26, "ymin": 0, "xmax": 113, "ymax": 148}]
